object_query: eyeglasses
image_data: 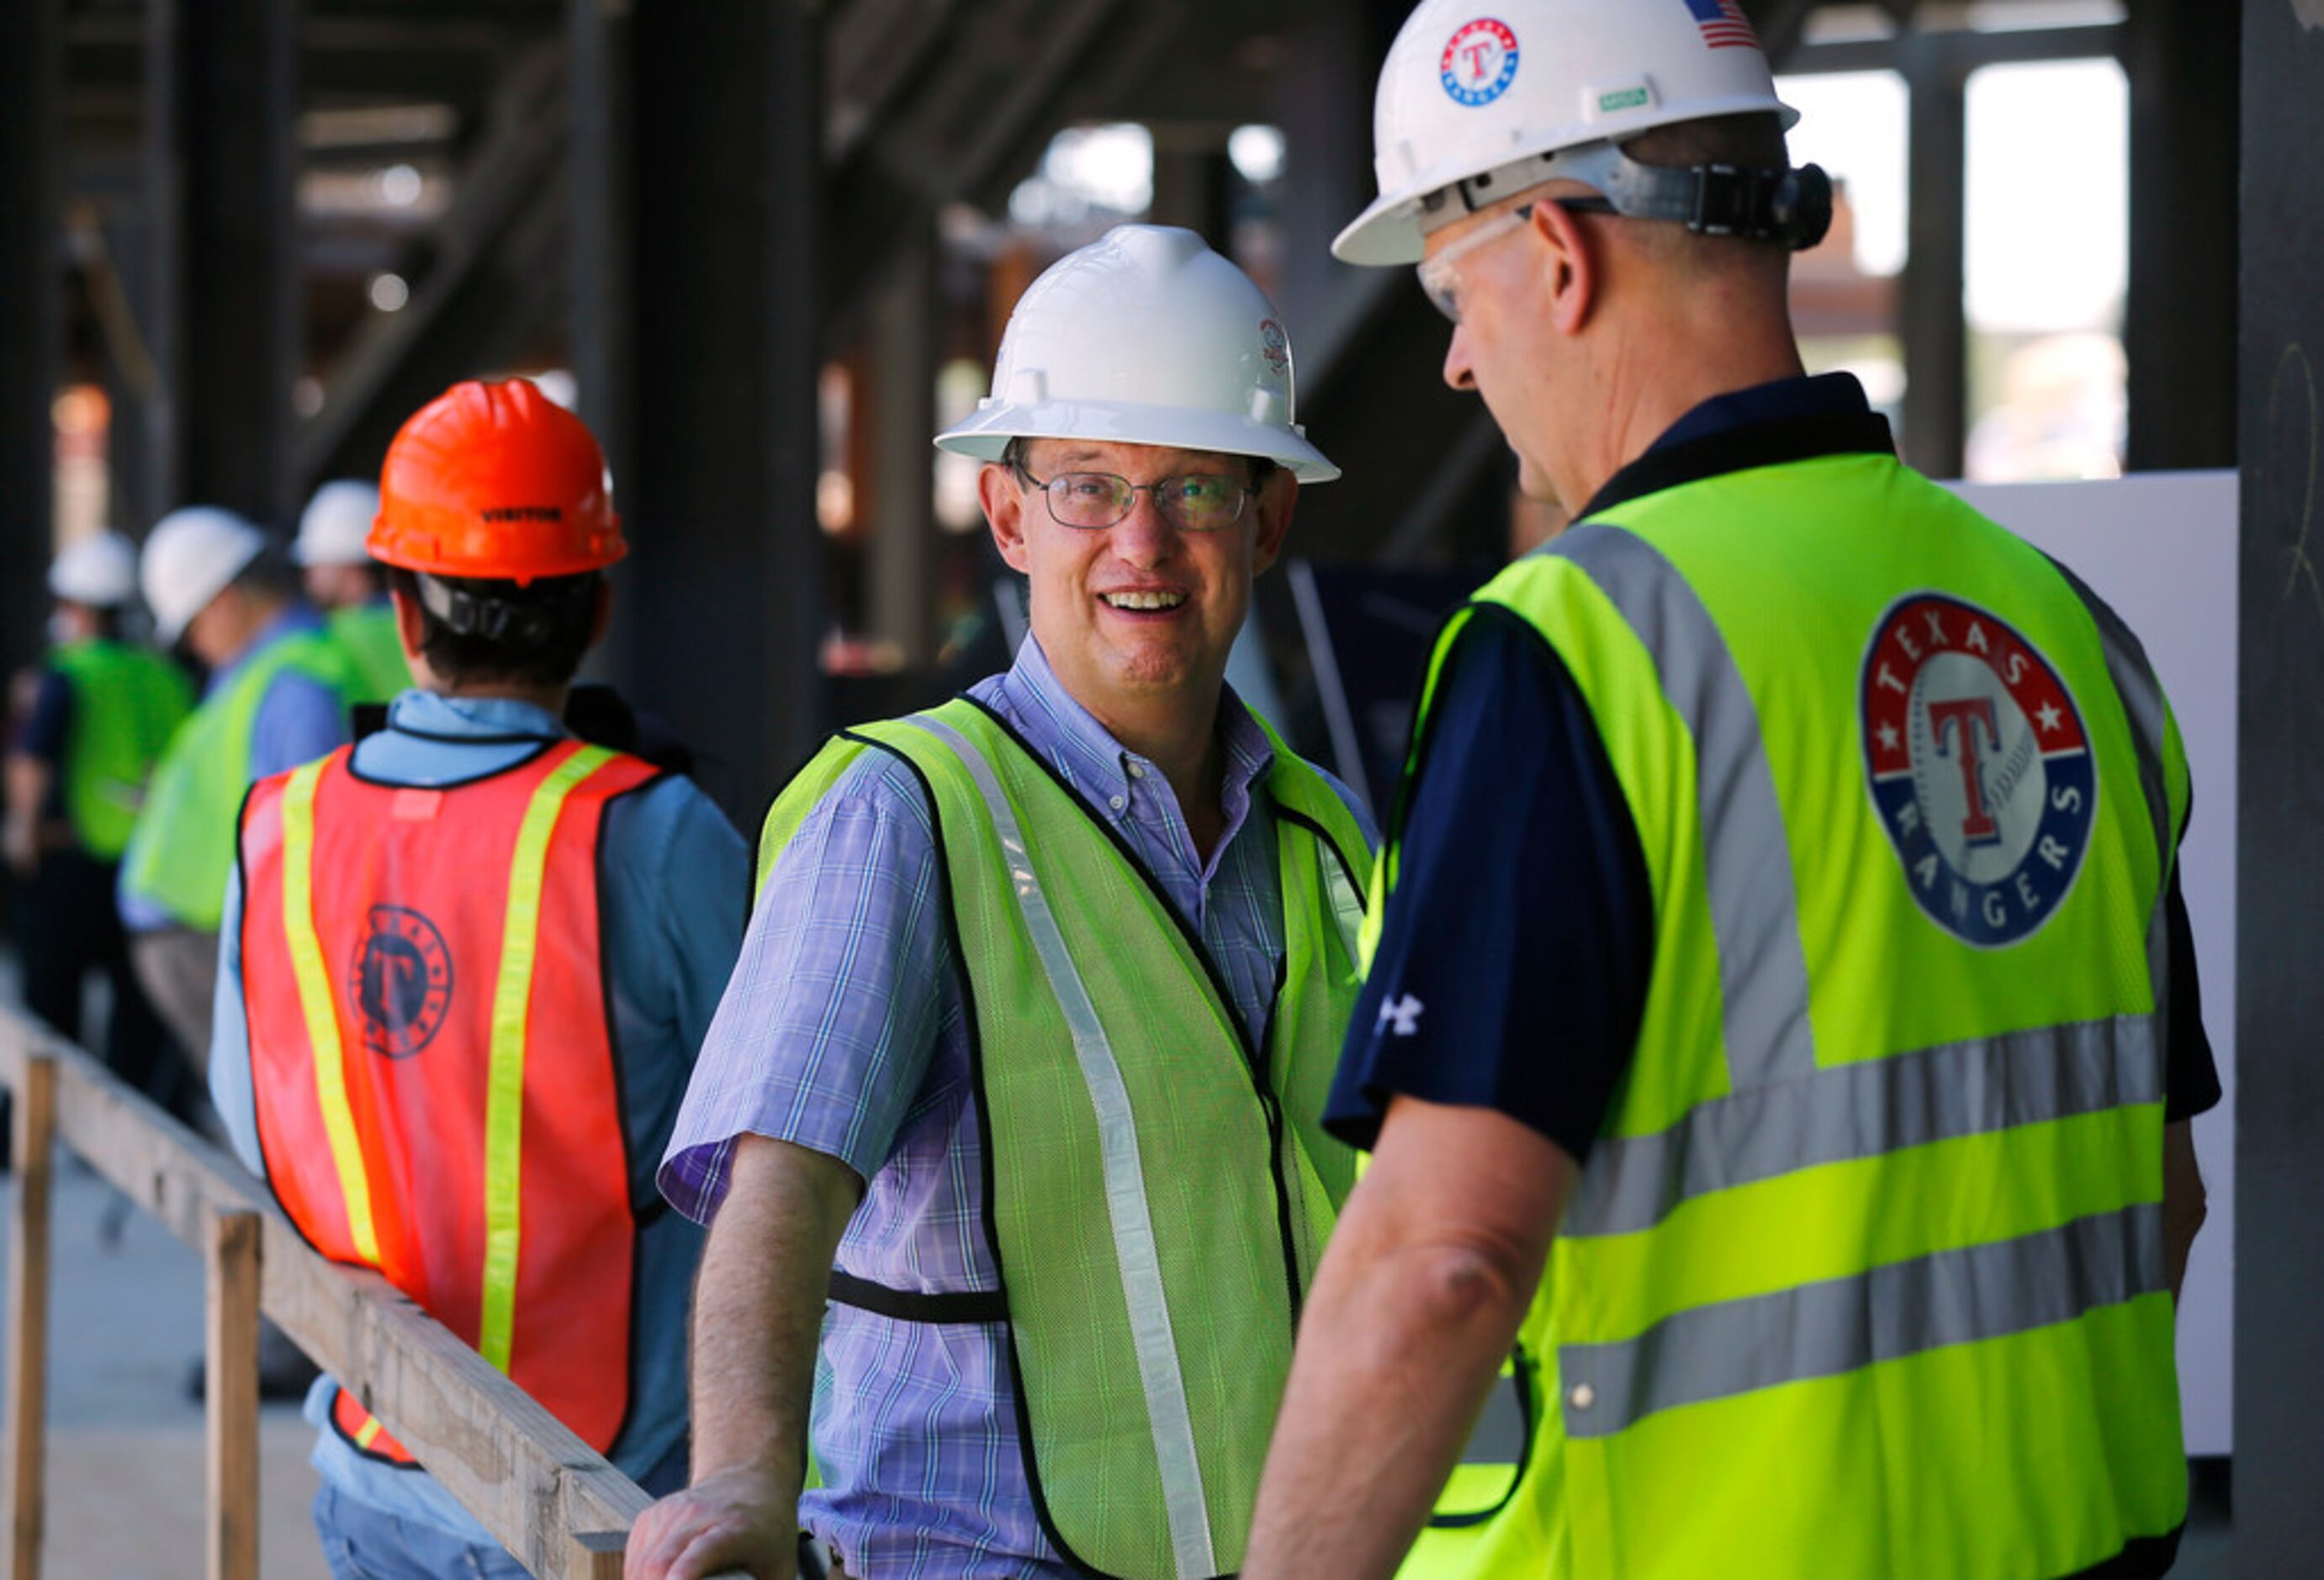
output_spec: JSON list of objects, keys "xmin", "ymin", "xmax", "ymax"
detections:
[
  {"xmin": 1416, "ymin": 198, "xmax": 1616, "ymax": 322},
  {"xmin": 1014, "ymin": 464, "xmax": 1256, "ymax": 533}
]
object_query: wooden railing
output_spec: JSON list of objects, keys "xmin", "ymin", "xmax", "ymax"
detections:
[{"xmin": 0, "ymin": 1003, "xmax": 699, "ymax": 1580}]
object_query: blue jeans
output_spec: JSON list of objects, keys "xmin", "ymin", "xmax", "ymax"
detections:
[{"xmin": 312, "ymin": 1438, "xmax": 689, "ymax": 1579}]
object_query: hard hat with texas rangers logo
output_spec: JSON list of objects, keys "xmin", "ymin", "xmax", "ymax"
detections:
[
  {"xmin": 935, "ymin": 224, "xmax": 1340, "ymax": 483},
  {"xmin": 1336, "ymin": 0, "xmax": 1827, "ymax": 266}
]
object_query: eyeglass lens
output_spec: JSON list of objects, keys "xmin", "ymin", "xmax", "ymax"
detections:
[{"xmin": 1042, "ymin": 473, "xmax": 1248, "ymax": 532}]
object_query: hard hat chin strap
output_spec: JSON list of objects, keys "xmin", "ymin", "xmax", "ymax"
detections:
[{"xmin": 1422, "ymin": 140, "xmax": 1834, "ymax": 252}]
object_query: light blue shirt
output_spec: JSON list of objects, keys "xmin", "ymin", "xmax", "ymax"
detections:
[
  {"xmin": 209, "ymin": 690, "xmax": 747, "ymax": 1543},
  {"xmin": 119, "ymin": 604, "xmax": 350, "ymax": 932},
  {"xmin": 662, "ymin": 639, "xmax": 1374, "ymax": 1577}
]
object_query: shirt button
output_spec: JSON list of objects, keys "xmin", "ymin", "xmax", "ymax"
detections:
[
  {"xmin": 1127, "ymin": 762, "xmax": 1146, "ymax": 780},
  {"xmin": 1570, "ymin": 1384, "xmax": 1596, "ymax": 1412},
  {"xmin": 1109, "ymin": 794, "xmax": 1126, "ymax": 813}
]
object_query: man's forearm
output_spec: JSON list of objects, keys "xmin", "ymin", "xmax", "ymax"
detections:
[
  {"xmin": 690, "ymin": 1135, "xmax": 863, "ymax": 1489},
  {"xmin": 2162, "ymin": 1119, "xmax": 2206, "ymax": 1304},
  {"xmin": 1244, "ymin": 1099, "xmax": 1571, "ymax": 1580}
]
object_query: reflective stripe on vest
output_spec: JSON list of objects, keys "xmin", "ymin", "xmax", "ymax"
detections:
[
  {"xmin": 245, "ymin": 739, "xmax": 655, "ymax": 1466},
  {"xmin": 760, "ymin": 698, "xmax": 1370, "ymax": 1580},
  {"xmin": 1387, "ymin": 453, "xmax": 2190, "ymax": 1578},
  {"xmin": 913, "ymin": 712, "xmax": 1220, "ymax": 1580}
]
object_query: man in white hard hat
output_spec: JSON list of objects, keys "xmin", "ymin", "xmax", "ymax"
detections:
[
  {"xmin": 116, "ymin": 506, "xmax": 357, "ymax": 1067},
  {"xmin": 1245, "ymin": 4, "xmax": 2215, "ymax": 1578},
  {"xmin": 5, "ymin": 532, "xmax": 192, "ymax": 1109},
  {"xmin": 294, "ymin": 479, "xmax": 411, "ymax": 704},
  {"xmin": 630, "ymin": 225, "xmax": 1375, "ymax": 1580}
]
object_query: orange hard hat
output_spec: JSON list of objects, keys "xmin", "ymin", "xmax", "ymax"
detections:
[{"xmin": 369, "ymin": 378, "xmax": 627, "ymax": 582}]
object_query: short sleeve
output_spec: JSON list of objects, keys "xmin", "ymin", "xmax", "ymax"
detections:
[
  {"xmin": 1326, "ymin": 606, "xmax": 1654, "ymax": 1163},
  {"xmin": 658, "ymin": 750, "xmax": 956, "ymax": 1223},
  {"xmin": 18, "ymin": 668, "xmax": 73, "ymax": 765}
]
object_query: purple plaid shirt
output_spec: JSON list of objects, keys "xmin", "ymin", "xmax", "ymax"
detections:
[{"xmin": 661, "ymin": 638, "xmax": 1371, "ymax": 1578}]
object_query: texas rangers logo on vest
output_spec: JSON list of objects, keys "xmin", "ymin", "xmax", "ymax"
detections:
[
  {"xmin": 348, "ymin": 904, "xmax": 454, "ymax": 1058},
  {"xmin": 1441, "ymin": 19, "xmax": 1520, "ymax": 107},
  {"xmin": 1861, "ymin": 594, "xmax": 2096, "ymax": 947}
]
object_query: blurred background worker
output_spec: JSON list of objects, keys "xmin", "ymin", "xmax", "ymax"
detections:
[
  {"xmin": 295, "ymin": 479, "xmax": 412, "ymax": 705},
  {"xmin": 1246, "ymin": 3, "xmax": 2218, "ymax": 1579},
  {"xmin": 629, "ymin": 225, "xmax": 1373, "ymax": 1580},
  {"xmin": 116, "ymin": 506, "xmax": 356, "ymax": 1070},
  {"xmin": 209, "ymin": 377, "xmax": 746, "ymax": 1580},
  {"xmin": 4, "ymin": 531, "xmax": 191, "ymax": 1112}
]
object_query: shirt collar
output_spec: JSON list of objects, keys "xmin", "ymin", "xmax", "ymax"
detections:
[
  {"xmin": 384, "ymin": 690, "xmax": 568, "ymax": 743},
  {"xmin": 990, "ymin": 636, "xmax": 1275, "ymax": 819},
  {"xmin": 1576, "ymin": 371, "xmax": 1897, "ymax": 523}
]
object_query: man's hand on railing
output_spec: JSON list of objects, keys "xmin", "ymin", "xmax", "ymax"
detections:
[{"xmin": 626, "ymin": 1461, "xmax": 802, "ymax": 1580}]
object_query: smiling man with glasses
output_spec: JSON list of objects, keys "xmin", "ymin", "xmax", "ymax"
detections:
[{"xmin": 632, "ymin": 225, "xmax": 1378, "ymax": 1580}]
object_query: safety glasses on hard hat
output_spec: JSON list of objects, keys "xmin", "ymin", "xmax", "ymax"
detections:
[
  {"xmin": 1416, "ymin": 198, "xmax": 1617, "ymax": 323},
  {"xmin": 1014, "ymin": 463, "xmax": 1257, "ymax": 533}
]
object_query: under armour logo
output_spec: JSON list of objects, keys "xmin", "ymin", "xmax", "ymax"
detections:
[{"xmin": 1375, "ymin": 993, "xmax": 1425, "ymax": 1037}]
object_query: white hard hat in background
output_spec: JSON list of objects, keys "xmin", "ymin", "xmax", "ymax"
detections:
[
  {"xmin": 1335, "ymin": 0, "xmax": 1799, "ymax": 265},
  {"xmin": 935, "ymin": 224, "xmax": 1340, "ymax": 483},
  {"xmin": 141, "ymin": 506, "xmax": 266, "ymax": 645},
  {"xmin": 48, "ymin": 531, "xmax": 140, "ymax": 608},
  {"xmin": 294, "ymin": 480, "xmax": 384, "ymax": 567}
]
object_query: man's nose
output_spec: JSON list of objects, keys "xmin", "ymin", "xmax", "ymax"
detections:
[
  {"xmin": 1109, "ymin": 490, "xmax": 1178, "ymax": 565},
  {"xmin": 1443, "ymin": 325, "xmax": 1478, "ymax": 393}
]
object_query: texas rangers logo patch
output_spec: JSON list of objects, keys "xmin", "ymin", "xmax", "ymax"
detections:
[
  {"xmin": 1861, "ymin": 595, "xmax": 2095, "ymax": 947},
  {"xmin": 1441, "ymin": 19, "xmax": 1520, "ymax": 107},
  {"xmin": 349, "ymin": 904, "xmax": 454, "ymax": 1058}
]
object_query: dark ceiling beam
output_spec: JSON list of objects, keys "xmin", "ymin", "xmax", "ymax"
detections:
[
  {"xmin": 1744, "ymin": 0, "xmax": 1824, "ymax": 69},
  {"xmin": 1782, "ymin": 21, "xmax": 2121, "ymax": 76}
]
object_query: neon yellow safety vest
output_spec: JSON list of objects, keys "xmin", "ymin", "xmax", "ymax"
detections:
[
  {"xmin": 47, "ymin": 639, "xmax": 193, "ymax": 861},
  {"xmin": 326, "ymin": 601, "xmax": 412, "ymax": 704},
  {"xmin": 120, "ymin": 629, "xmax": 355, "ymax": 931},
  {"xmin": 1382, "ymin": 448, "xmax": 2190, "ymax": 1580},
  {"xmin": 760, "ymin": 697, "xmax": 1370, "ymax": 1580}
]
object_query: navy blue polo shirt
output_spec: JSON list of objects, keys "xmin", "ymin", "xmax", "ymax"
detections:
[{"xmin": 1326, "ymin": 373, "xmax": 2221, "ymax": 1162}]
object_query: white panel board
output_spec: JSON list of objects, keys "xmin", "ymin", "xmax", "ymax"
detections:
[{"xmin": 1947, "ymin": 471, "xmax": 2237, "ymax": 1456}]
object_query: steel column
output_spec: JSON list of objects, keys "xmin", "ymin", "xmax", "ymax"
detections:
[
  {"xmin": 2236, "ymin": 0, "xmax": 2324, "ymax": 1567},
  {"xmin": 2124, "ymin": 0, "xmax": 2237, "ymax": 472},
  {"xmin": 620, "ymin": 0, "xmax": 824, "ymax": 819},
  {"xmin": 0, "ymin": 0, "xmax": 62, "ymax": 680},
  {"xmin": 865, "ymin": 225, "xmax": 938, "ymax": 669},
  {"xmin": 1899, "ymin": 32, "xmax": 1968, "ymax": 479},
  {"xmin": 172, "ymin": 0, "xmax": 300, "ymax": 527}
]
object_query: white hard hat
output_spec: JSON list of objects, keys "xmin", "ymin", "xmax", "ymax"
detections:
[
  {"xmin": 294, "ymin": 480, "xmax": 383, "ymax": 567},
  {"xmin": 48, "ymin": 531, "xmax": 140, "ymax": 608},
  {"xmin": 935, "ymin": 225, "xmax": 1339, "ymax": 484},
  {"xmin": 1335, "ymin": 0, "xmax": 1802, "ymax": 265},
  {"xmin": 141, "ymin": 506, "xmax": 266, "ymax": 645}
]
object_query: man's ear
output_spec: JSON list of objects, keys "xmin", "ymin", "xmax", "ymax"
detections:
[
  {"xmin": 389, "ymin": 585, "xmax": 426, "ymax": 662},
  {"xmin": 981, "ymin": 461, "xmax": 1032, "ymax": 575},
  {"xmin": 1530, "ymin": 198, "xmax": 1600, "ymax": 337},
  {"xmin": 1250, "ymin": 471, "xmax": 1299, "ymax": 577}
]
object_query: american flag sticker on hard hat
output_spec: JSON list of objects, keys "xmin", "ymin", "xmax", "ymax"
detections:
[{"xmin": 1681, "ymin": 0, "xmax": 1762, "ymax": 50}]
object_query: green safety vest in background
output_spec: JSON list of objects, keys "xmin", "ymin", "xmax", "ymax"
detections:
[
  {"xmin": 47, "ymin": 639, "xmax": 193, "ymax": 862},
  {"xmin": 1381, "ymin": 448, "xmax": 2191, "ymax": 1580},
  {"xmin": 760, "ymin": 697, "xmax": 1370, "ymax": 1580},
  {"xmin": 119, "ymin": 630, "xmax": 355, "ymax": 932},
  {"xmin": 326, "ymin": 600, "xmax": 413, "ymax": 705}
]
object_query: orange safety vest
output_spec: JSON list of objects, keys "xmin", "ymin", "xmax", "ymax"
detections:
[{"xmin": 240, "ymin": 738, "xmax": 661, "ymax": 1466}]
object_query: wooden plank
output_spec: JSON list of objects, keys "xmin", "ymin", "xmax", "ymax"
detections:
[
  {"xmin": 568, "ymin": 1530, "xmax": 627, "ymax": 1580},
  {"xmin": 3, "ymin": 1051, "xmax": 56, "ymax": 1580},
  {"xmin": 0, "ymin": 1008, "xmax": 653, "ymax": 1574},
  {"xmin": 206, "ymin": 1208, "xmax": 262, "ymax": 1580}
]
